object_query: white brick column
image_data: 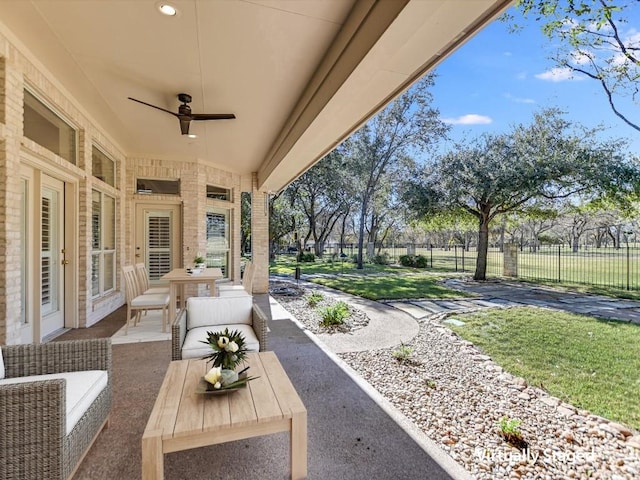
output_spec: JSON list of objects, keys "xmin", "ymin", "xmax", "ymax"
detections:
[
  {"xmin": 251, "ymin": 173, "xmax": 269, "ymax": 294},
  {"xmin": 0, "ymin": 57, "xmax": 24, "ymax": 344}
]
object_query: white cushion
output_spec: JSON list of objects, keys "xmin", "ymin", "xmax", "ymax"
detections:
[
  {"xmin": 186, "ymin": 296, "xmax": 253, "ymax": 329},
  {"xmin": 182, "ymin": 324, "xmax": 260, "ymax": 360},
  {"xmin": 0, "ymin": 348, "xmax": 4, "ymax": 379},
  {"xmin": 144, "ymin": 287, "xmax": 170, "ymax": 295},
  {"xmin": 218, "ymin": 289, "xmax": 251, "ymax": 298},
  {"xmin": 218, "ymin": 284, "xmax": 246, "ymax": 291},
  {"xmin": 131, "ymin": 292, "xmax": 169, "ymax": 307},
  {"xmin": 0, "ymin": 370, "xmax": 108, "ymax": 435}
]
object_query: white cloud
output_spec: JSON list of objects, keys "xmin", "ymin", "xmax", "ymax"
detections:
[
  {"xmin": 535, "ymin": 67, "xmax": 584, "ymax": 82},
  {"xmin": 441, "ymin": 114, "xmax": 492, "ymax": 125},
  {"xmin": 504, "ymin": 93, "xmax": 535, "ymax": 104},
  {"xmin": 570, "ymin": 49, "xmax": 593, "ymax": 65}
]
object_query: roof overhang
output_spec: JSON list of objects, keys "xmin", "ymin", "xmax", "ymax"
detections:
[{"xmin": 0, "ymin": 0, "xmax": 513, "ymax": 191}]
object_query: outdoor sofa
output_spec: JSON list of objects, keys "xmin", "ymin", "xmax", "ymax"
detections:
[
  {"xmin": 171, "ymin": 295, "xmax": 268, "ymax": 360},
  {"xmin": 0, "ymin": 338, "xmax": 112, "ymax": 480}
]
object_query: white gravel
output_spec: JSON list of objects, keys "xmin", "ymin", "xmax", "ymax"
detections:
[
  {"xmin": 270, "ymin": 281, "xmax": 369, "ymax": 335},
  {"xmin": 271, "ymin": 282, "xmax": 640, "ymax": 480}
]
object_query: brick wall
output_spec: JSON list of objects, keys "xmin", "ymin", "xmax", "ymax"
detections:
[{"xmin": 0, "ymin": 25, "xmax": 253, "ymax": 344}]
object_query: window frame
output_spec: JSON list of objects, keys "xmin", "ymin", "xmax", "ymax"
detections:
[
  {"xmin": 91, "ymin": 189, "xmax": 116, "ymax": 299},
  {"xmin": 92, "ymin": 144, "xmax": 116, "ymax": 187},
  {"xmin": 206, "ymin": 184, "xmax": 232, "ymax": 202},
  {"xmin": 205, "ymin": 206, "xmax": 231, "ymax": 279},
  {"xmin": 23, "ymin": 87, "xmax": 79, "ymax": 165}
]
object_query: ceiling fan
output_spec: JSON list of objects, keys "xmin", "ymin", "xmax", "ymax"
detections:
[{"xmin": 127, "ymin": 93, "xmax": 236, "ymax": 136}]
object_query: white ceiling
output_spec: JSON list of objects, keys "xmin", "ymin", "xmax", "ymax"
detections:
[{"xmin": 0, "ymin": 0, "xmax": 512, "ymax": 191}]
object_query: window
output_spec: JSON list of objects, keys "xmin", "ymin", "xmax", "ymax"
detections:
[
  {"xmin": 23, "ymin": 89, "xmax": 77, "ymax": 165},
  {"xmin": 206, "ymin": 185, "xmax": 231, "ymax": 201},
  {"xmin": 92, "ymin": 190, "xmax": 116, "ymax": 298},
  {"xmin": 206, "ymin": 208, "xmax": 230, "ymax": 278},
  {"xmin": 92, "ymin": 146, "xmax": 115, "ymax": 187},
  {"xmin": 136, "ymin": 178, "xmax": 180, "ymax": 195}
]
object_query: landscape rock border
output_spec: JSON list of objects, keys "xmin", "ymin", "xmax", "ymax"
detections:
[{"xmin": 273, "ymin": 278, "xmax": 640, "ymax": 479}]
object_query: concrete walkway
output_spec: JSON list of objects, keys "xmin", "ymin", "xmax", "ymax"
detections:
[
  {"xmin": 270, "ymin": 276, "xmax": 420, "ymax": 353},
  {"xmin": 388, "ymin": 277, "xmax": 640, "ymax": 324}
]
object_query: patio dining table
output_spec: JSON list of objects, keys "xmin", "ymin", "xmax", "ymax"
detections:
[{"xmin": 161, "ymin": 267, "xmax": 223, "ymax": 325}]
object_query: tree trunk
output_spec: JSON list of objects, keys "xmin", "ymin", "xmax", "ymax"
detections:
[
  {"xmin": 339, "ymin": 214, "xmax": 348, "ymax": 254},
  {"xmin": 356, "ymin": 191, "xmax": 372, "ymax": 270},
  {"xmin": 356, "ymin": 203, "xmax": 367, "ymax": 269},
  {"xmin": 474, "ymin": 212, "xmax": 490, "ymax": 281}
]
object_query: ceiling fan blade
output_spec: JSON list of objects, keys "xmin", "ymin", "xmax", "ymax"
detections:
[
  {"xmin": 128, "ymin": 97, "xmax": 178, "ymax": 117},
  {"xmin": 179, "ymin": 117, "xmax": 191, "ymax": 135},
  {"xmin": 191, "ymin": 113, "xmax": 236, "ymax": 120}
]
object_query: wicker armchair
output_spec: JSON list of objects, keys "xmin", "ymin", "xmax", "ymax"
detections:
[
  {"xmin": 171, "ymin": 296, "xmax": 268, "ymax": 361},
  {"xmin": 0, "ymin": 338, "xmax": 112, "ymax": 480}
]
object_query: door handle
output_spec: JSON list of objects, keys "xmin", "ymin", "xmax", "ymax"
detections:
[
  {"xmin": 135, "ymin": 254, "xmax": 141, "ymax": 258},
  {"xmin": 61, "ymin": 259, "xmax": 69, "ymax": 265}
]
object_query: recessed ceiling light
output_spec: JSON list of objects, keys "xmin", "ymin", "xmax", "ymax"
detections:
[
  {"xmin": 187, "ymin": 134, "xmax": 197, "ymax": 139},
  {"xmin": 158, "ymin": 3, "xmax": 177, "ymax": 16}
]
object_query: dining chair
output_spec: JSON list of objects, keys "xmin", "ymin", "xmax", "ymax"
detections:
[
  {"xmin": 122, "ymin": 265, "xmax": 170, "ymax": 334},
  {"xmin": 218, "ymin": 261, "xmax": 254, "ymax": 297},
  {"xmin": 134, "ymin": 263, "xmax": 170, "ymax": 295}
]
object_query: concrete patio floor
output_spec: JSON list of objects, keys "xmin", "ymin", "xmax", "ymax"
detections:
[{"xmin": 57, "ymin": 294, "xmax": 469, "ymax": 480}]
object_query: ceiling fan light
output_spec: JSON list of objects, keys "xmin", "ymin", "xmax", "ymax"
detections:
[{"xmin": 158, "ymin": 3, "xmax": 177, "ymax": 16}]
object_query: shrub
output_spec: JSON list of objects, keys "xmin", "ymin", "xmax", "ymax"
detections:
[
  {"xmin": 318, "ymin": 301, "xmax": 350, "ymax": 327},
  {"xmin": 399, "ymin": 254, "xmax": 416, "ymax": 267},
  {"xmin": 298, "ymin": 252, "xmax": 316, "ymax": 263},
  {"xmin": 415, "ymin": 255, "xmax": 429, "ymax": 268},
  {"xmin": 498, "ymin": 416, "xmax": 522, "ymax": 437},
  {"xmin": 497, "ymin": 416, "xmax": 528, "ymax": 448},
  {"xmin": 392, "ymin": 343, "xmax": 414, "ymax": 361},
  {"xmin": 307, "ymin": 292, "xmax": 324, "ymax": 307},
  {"xmin": 372, "ymin": 253, "xmax": 390, "ymax": 265}
]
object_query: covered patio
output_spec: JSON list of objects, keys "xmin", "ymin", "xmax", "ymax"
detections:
[{"xmin": 0, "ymin": 1, "xmax": 512, "ymax": 478}]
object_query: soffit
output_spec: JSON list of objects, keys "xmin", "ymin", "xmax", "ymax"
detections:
[{"xmin": 0, "ymin": 0, "xmax": 512, "ymax": 191}]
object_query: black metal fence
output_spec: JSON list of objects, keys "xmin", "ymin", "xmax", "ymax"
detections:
[{"xmin": 309, "ymin": 242, "xmax": 640, "ymax": 291}]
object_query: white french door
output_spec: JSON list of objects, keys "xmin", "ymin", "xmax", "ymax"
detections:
[
  {"xmin": 40, "ymin": 176, "xmax": 65, "ymax": 339},
  {"xmin": 135, "ymin": 204, "xmax": 181, "ymax": 284}
]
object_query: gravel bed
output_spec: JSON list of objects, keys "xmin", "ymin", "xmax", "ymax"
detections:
[
  {"xmin": 271, "ymin": 280, "xmax": 640, "ymax": 479},
  {"xmin": 270, "ymin": 281, "xmax": 369, "ymax": 334}
]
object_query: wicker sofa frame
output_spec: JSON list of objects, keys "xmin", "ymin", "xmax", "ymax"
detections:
[
  {"xmin": 0, "ymin": 338, "xmax": 112, "ymax": 480},
  {"xmin": 171, "ymin": 300, "xmax": 268, "ymax": 361}
]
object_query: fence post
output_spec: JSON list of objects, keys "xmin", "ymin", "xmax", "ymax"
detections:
[
  {"xmin": 454, "ymin": 244, "xmax": 458, "ymax": 272},
  {"xmin": 462, "ymin": 246, "xmax": 465, "ymax": 272},
  {"xmin": 627, "ymin": 244, "xmax": 631, "ymax": 291},
  {"xmin": 503, "ymin": 243, "xmax": 518, "ymax": 277},
  {"xmin": 430, "ymin": 244, "xmax": 433, "ymax": 268}
]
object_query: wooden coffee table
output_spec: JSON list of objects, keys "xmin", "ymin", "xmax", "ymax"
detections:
[{"xmin": 142, "ymin": 352, "xmax": 307, "ymax": 479}]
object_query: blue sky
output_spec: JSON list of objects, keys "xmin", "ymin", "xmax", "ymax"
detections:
[{"xmin": 430, "ymin": 3, "xmax": 640, "ymax": 156}]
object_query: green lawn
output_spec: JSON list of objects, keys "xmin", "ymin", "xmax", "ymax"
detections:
[
  {"xmin": 270, "ymin": 256, "xmax": 417, "ymax": 276},
  {"xmin": 310, "ymin": 274, "xmax": 468, "ymax": 300},
  {"xmin": 449, "ymin": 307, "xmax": 640, "ymax": 430},
  {"xmin": 270, "ymin": 256, "xmax": 466, "ymax": 300}
]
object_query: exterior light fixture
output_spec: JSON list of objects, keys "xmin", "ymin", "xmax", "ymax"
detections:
[
  {"xmin": 158, "ymin": 3, "xmax": 177, "ymax": 16},
  {"xmin": 187, "ymin": 134, "xmax": 197, "ymax": 139}
]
